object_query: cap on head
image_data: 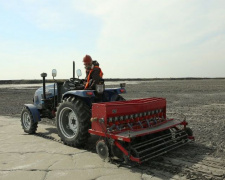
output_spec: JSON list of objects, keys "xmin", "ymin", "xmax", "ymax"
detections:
[{"xmin": 83, "ymin": 55, "xmax": 92, "ymax": 65}]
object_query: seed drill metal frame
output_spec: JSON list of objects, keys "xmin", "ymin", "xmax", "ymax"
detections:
[{"xmin": 89, "ymin": 97, "xmax": 194, "ymax": 163}]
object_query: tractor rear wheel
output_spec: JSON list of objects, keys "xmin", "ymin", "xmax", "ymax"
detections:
[
  {"xmin": 21, "ymin": 106, "xmax": 38, "ymax": 134},
  {"xmin": 56, "ymin": 96, "xmax": 91, "ymax": 147},
  {"xmin": 116, "ymin": 95, "xmax": 125, "ymax": 101}
]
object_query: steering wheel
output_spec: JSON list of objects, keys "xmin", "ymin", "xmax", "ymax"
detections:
[
  {"xmin": 68, "ymin": 77, "xmax": 84, "ymax": 89},
  {"xmin": 69, "ymin": 78, "xmax": 75, "ymax": 82},
  {"xmin": 69, "ymin": 78, "xmax": 82, "ymax": 84}
]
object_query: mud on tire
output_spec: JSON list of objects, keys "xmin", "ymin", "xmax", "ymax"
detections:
[
  {"xmin": 56, "ymin": 96, "xmax": 91, "ymax": 147},
  {"xmin": 21, "ymin": 106, "xmax": 38, "ymax": 134}
]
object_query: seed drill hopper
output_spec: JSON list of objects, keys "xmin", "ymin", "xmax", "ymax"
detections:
[{"xmin": 89, "ymin": 97, "xmax": 194, "ymax": 163}]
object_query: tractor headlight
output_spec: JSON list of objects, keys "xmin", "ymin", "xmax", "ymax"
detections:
[{"xmin": 96, "ymin": 84, "xmax": 105, "ymax": 94}]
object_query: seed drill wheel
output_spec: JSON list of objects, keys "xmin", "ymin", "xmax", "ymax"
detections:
[
  {"xmin": 185, "ymin": 127, "xmax": 193, "ymax": 136},
  {"xmin": 56, "ymin": 96, "xmax": 91, "ymax": 147},
  {"xmin": 96, "ymin": 140, "xmax": 109, "ymax": 160},
  {"xmin": 21, "ymin": 106, "xmax": 38, "ymax": 134}
]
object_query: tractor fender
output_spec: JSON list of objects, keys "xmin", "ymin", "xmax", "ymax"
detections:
[
  {"xmin": 104, "ymin": 88, "xmax": 126, "ymax": 101},
  {"xmin": 110, "ymin": 94, "xmax": 121, "ymax": 101},
  {"xmin": 24, "ymin": 104, "xmax": 41, "ymax": 122},
  {"xmin": 62, "ymin": 90, "xmax": 95, "ymax": 108},
  {"xmin": 62, "ymin": 90, "xmax": 95, "ymax": 99},
  {"xmin": 105, "ymin": 88, "xmax": 126, "ymax": 94}
]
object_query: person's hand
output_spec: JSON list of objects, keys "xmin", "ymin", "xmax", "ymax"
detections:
[
  {"xmin": 83, "ymin": 80, "xmax": 87, "ymax": 85},
  {"xmin": 84, "ymin": 87, "xmax": 92, "ymax": 90}
]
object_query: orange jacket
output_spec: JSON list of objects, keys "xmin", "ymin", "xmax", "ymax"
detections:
[{"xmin": 85, "ymin": 65, "xmax": 103, "ymax": 89}]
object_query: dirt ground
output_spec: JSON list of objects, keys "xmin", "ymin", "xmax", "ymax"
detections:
[{"xmin": 0, "ymin": 79, "xmax": 225, "ymax": 179}]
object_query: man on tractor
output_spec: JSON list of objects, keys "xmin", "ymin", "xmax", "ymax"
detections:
[{"xmin": 83, "ymin": 55, "xmax": 104, "ymax": 90}]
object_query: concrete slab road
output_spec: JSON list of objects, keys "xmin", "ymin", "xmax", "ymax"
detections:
[{"xmin": 0, "ymin": 116, "xmax": 159, "ymax": 180}]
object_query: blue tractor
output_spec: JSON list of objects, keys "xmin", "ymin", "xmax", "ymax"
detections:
[{"xmin": 21, "ymin": 61, "xmax": 126, "ymax": 147}]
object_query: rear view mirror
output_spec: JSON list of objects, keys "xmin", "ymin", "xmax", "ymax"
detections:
[
  {"xmin": 52, "ymin": 69, "xmax": 57, "ymax": 78},
  {"xmin": 76, "ymin": 69, "xmax": 82, "ymax": 78}
]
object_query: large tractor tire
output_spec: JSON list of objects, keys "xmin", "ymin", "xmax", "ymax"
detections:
[
  {"xmin": 21, "ymin": 106, "xmax": 38, "ymax": 134},
  {"xmin": 56, "ymin": 96, "xmax": 91, "ymax": 147}
]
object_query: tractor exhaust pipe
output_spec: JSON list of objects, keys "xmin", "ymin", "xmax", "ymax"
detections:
[
  {"xmin": 41, "ymin": 73, "xmax": 47, "ymax": 99},
  {"xmin": 73, "ymin": 61, "xmax": 75, "ymax": 79}
]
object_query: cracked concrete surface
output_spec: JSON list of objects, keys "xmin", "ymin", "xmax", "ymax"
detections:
[
  {"xmin": 0, "ymin": 116, "xmax": 169, "ymax": 180},
  {"xmin": 1, "ymin": 113, "xmax": 224, "ymax": 180}
]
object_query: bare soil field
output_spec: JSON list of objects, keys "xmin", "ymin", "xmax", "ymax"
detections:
[{"xmin": 0, "ymin": 79, "xmax": 225, "ymax": 179}]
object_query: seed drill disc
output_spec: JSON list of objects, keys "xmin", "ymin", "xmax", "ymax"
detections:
[{"xmin": 96, "ymin": 140, "xmax": 109, "ymax": 160}]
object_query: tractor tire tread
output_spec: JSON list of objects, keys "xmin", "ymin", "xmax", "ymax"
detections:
[
  {"xmin": 21, "ymin": 106, "xmax": 38, "ymax": 134},
  {"xmin": 56, "ymin": 96, "xmax": 91, "ymax": 147}
]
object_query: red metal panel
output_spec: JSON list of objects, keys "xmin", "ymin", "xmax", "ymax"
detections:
[
  {"xmin": 91, "ymin": 104, "xmax": 107, "ymax": 132},
  {"xmin": 92, "ymin": 98, "xmax": 166, "ymax": 118},
  {"xmin": 91, "ymin": 97, "xmax": 167, "ymax": 133}
]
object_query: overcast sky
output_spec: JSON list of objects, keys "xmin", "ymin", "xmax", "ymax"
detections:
[{"xmin": 0, "ymin": 0, "xmax": 224, "ymax": 80}]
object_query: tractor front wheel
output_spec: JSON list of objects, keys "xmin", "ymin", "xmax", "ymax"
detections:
[
  {"xmin": 56, "ymin": 96, "xmax": 91, "ymax": 147},
  {"xmin": 21, "ymin": 106, "xmax": 38, "ymax": 134}
]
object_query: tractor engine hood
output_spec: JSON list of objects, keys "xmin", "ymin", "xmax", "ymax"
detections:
[{"xmin": 33, "ymin": 84, "xmax": 57, "ymax": 109}]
